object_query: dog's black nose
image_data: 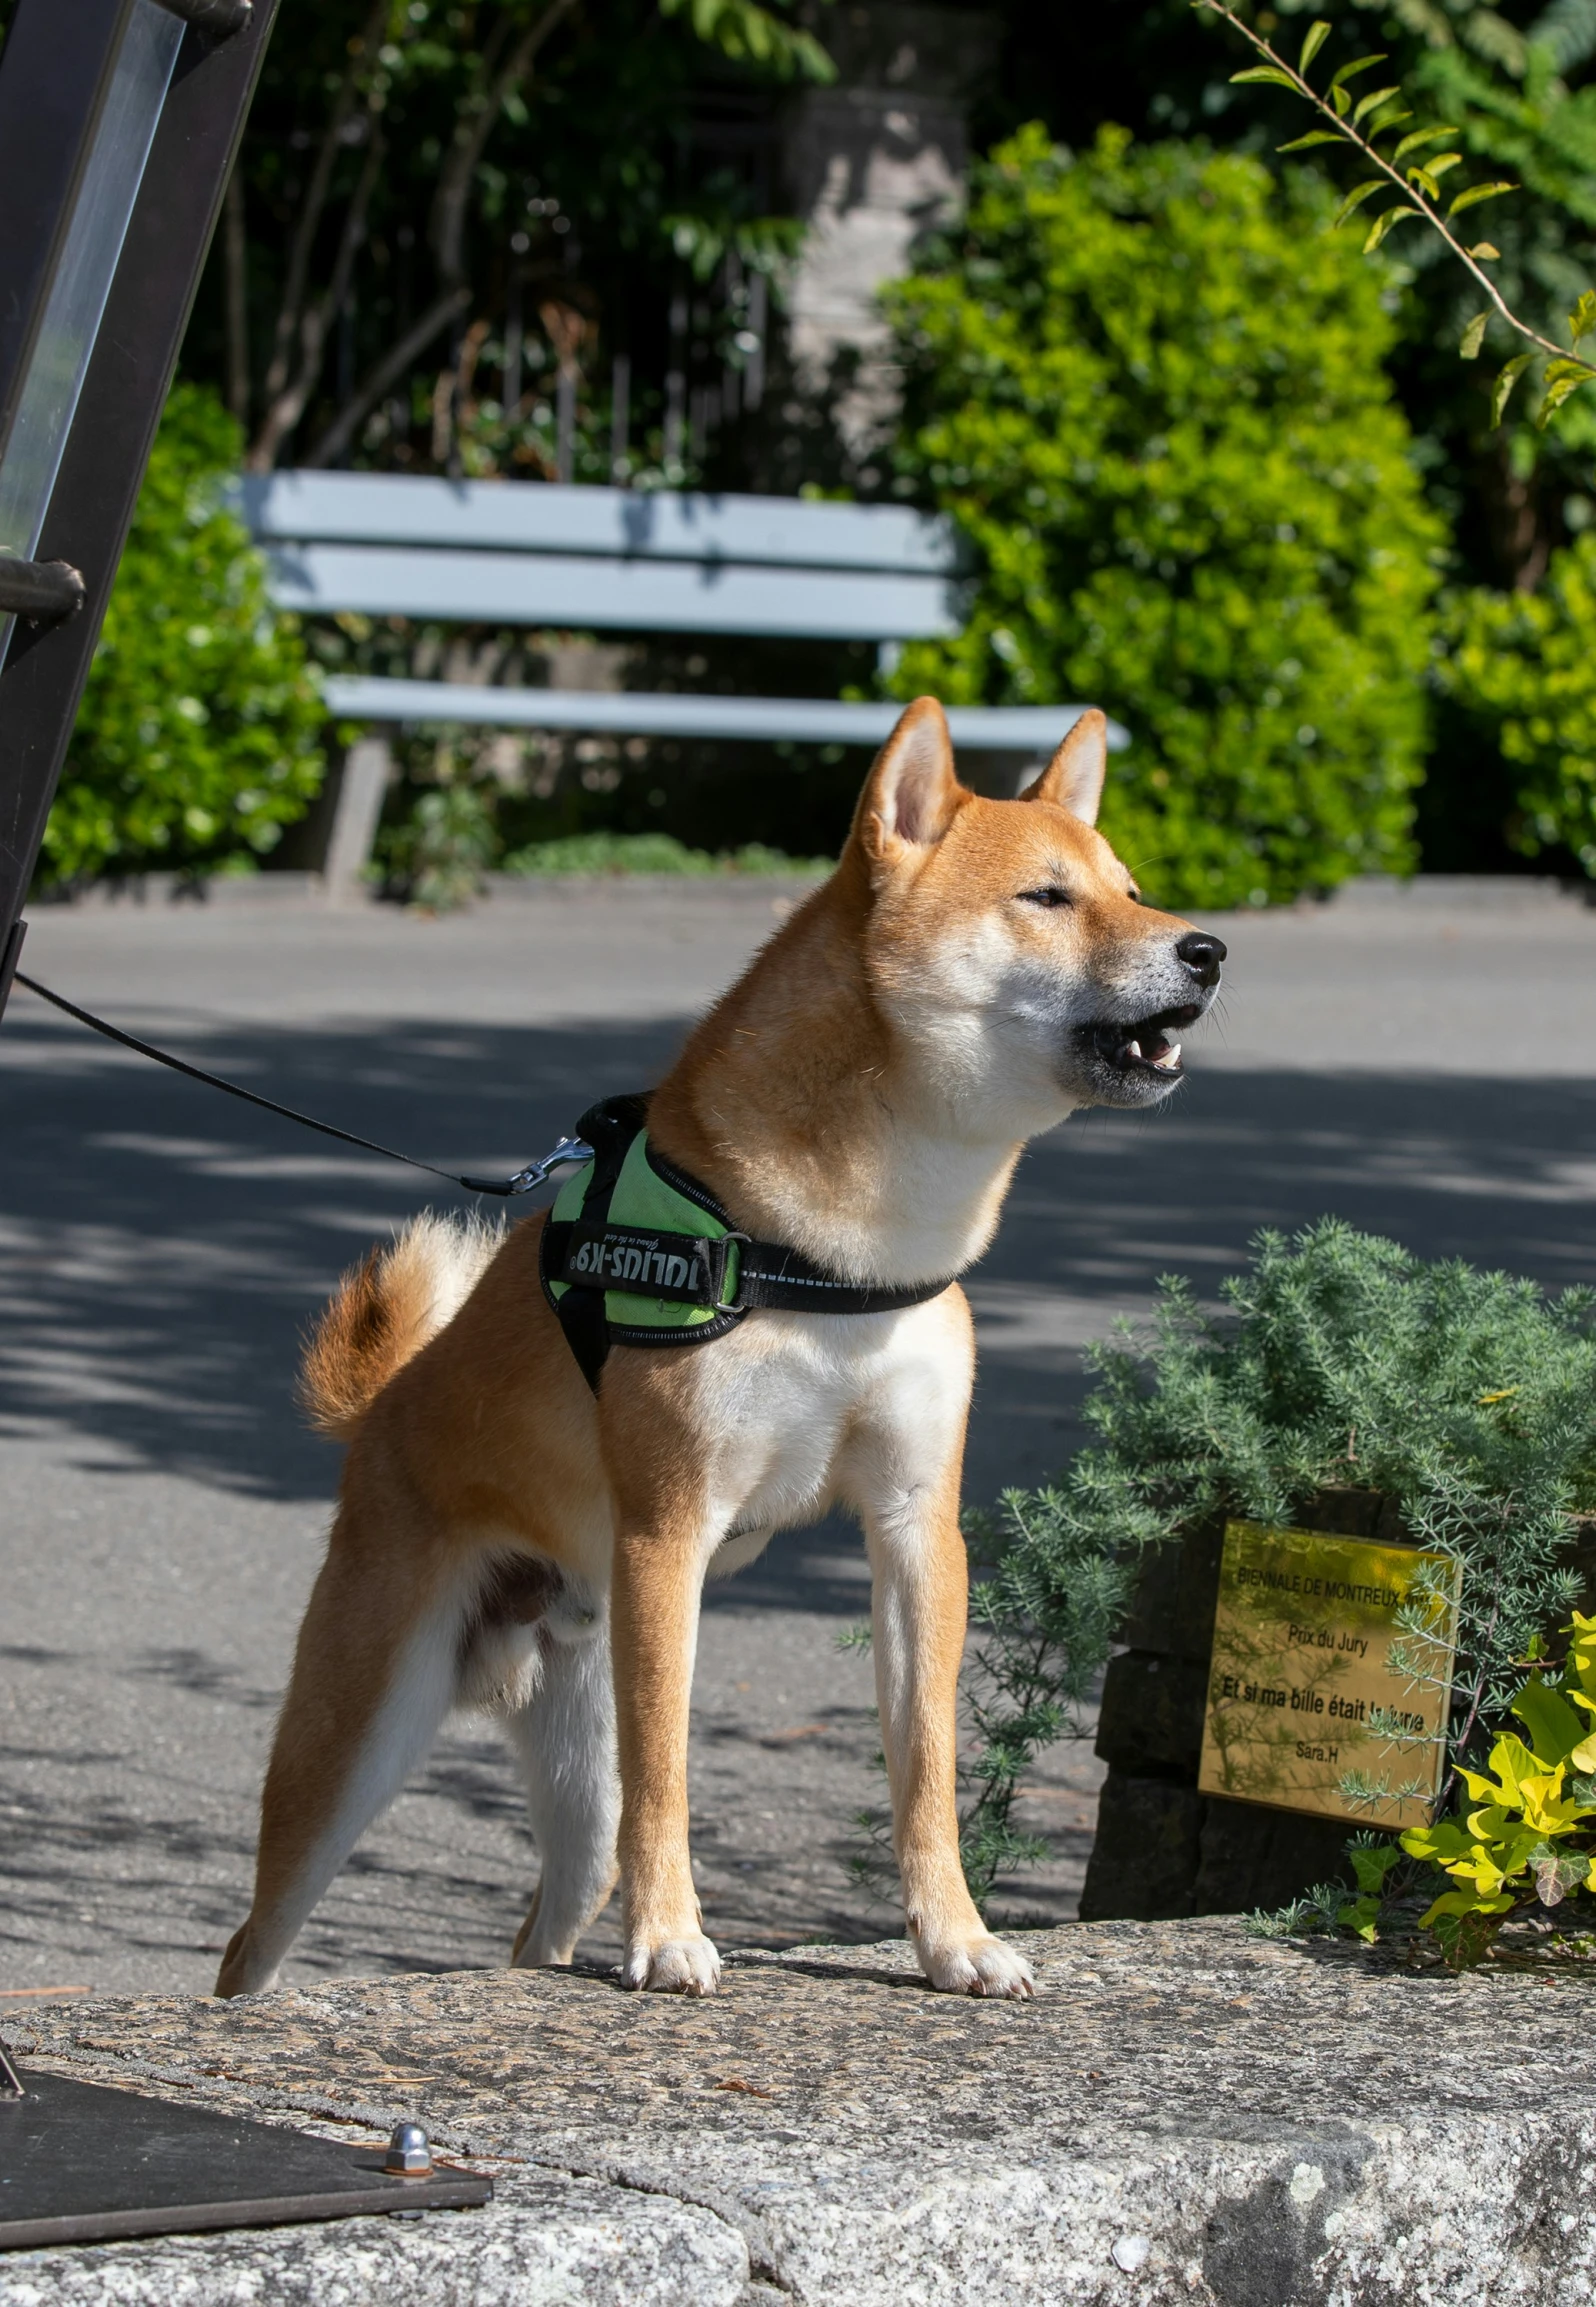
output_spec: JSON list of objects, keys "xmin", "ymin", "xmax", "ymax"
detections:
[{"xmin": 1175, "ymin": 931, "xmax": 1226, "ymax": 987}]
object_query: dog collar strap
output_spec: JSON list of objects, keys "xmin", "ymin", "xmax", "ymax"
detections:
[{"xmin": 539, "ymin": 1095, "xmax": 955, "ymax": 1390}]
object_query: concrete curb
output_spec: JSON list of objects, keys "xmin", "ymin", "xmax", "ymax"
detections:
[{"xmin": 2, "ymin": 1920, "xmax": 1591, "ymax": 2304}]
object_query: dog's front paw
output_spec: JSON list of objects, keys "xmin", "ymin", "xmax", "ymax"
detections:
[
  {"xmin": 622, "ymin": 1931, "xmax": 722, "ymax": 1995},
  {"xmin": 916, "ymin": 1932, "xmax": 1036, "ymax": 1999}
]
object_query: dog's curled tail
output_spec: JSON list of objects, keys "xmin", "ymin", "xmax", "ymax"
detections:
[{"xmin": 299, "ymin": 1211, "xmax": 505, "ymax": 1439}]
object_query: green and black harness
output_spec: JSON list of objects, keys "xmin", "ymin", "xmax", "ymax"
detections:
[{"xmin": 539, "ymin": 1096, "xmax": 956, "ymax": 1390}]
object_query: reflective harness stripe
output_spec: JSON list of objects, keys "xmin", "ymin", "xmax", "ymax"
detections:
[{"xmin": 538, "ymin": 1095, "xmax": 956, "ymax": 1392}]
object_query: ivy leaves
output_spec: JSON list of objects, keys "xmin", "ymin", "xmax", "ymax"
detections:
[{"xmin": 1198, "ymin": 1, "xmax": 1596, "ymax": 431}]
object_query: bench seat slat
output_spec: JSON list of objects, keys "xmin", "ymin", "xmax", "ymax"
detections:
[
  {"xmin": 321, "ymin": 677, "xmax": 1127, "ymax": 755},
  {"xmin": 267, "ymin": 544, "xmax": 964, "ymax": 641},
  {"xmin": 237, "ymin": 473, "xmax": 961, "ymax": 575}
]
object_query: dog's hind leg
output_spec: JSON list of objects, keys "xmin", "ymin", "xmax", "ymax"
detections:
[
  {"xmin": 504, "ymin": 1616, "xmax": 620, "ymax": 1967},
  {"xmin": 215, "ymin": 1514, "xmax": 461, "ymax": 1997}
]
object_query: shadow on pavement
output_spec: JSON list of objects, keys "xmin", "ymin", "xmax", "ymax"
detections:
[{"xmin": 5, "ymin": 998, "xmax": 1595, "ymax": 1582}]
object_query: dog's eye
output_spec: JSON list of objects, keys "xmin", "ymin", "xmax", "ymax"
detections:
[{"xmin": 1018, "ymin": 887, "xmax": 1072, "ymax": 909}]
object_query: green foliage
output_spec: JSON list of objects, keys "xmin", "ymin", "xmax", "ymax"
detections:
[
  {"xmin": 216, "ymin": 0, "xmax": 827, "ymax": 477},
  {"xmin": 1401, "ymin": 1611, "xmax": 1596, "ymax": 1960},
  {"xmin": 380, "ymin": 778, "xmax": 499, "ymax": 911},
  {"xmin": 962, "ymin": 1221, "xmax": 1596, "ymax": 1896},
  {"xmin": 658, "ymin": 0, "xmax": 832, "ymax": 83},
  {"xmin": 885, "ymin": 126, "xmax": 1444, "ymax": 910},
  {"xmin": 1433, "ymin": 532, "xmax": 1596, "ymax": 867},
  {"xmin": 41, "ymin": 387, "xmax": 324, "ymax": 886},
  {"xmin": 501, "ymin": 830, "xmax": 828, "ymax": 875},
  {"xmin": 955, "ymin": 1488, "xmax": 1143, "ymax": 1902},
  {"xmin": 1203, "ymin": 1, "xmax": 1596, "ymax": 428}
]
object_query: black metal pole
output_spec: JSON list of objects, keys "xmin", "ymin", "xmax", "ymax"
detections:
[
  {"xmin": 0, "ymin": 0, "xmax": 138, "ymax": 444},
  {"xmin": 0, "ymin": 0, "xmax": 282, "ymax": 1015}
]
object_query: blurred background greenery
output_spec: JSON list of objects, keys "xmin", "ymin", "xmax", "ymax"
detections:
[{"xmin": 10, "ymin": 0, "xmax": 1596, "ymax": 901}]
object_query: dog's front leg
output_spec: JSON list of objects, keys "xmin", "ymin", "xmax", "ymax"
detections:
[
  {"xmin": 610, "ymin": 1507, "xmax": 720, "ymax": 1994},
  {"xmin": 865, "ymin": 1475, "xmax": 1035, "ymax": 1999}
]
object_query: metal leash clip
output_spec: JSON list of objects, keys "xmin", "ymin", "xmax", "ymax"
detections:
[{"xmin": 484, "ymin": 1136, "xmax": 595, "ymax": 1198}]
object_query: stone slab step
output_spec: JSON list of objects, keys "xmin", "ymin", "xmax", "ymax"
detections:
[{"xmin": 1, "ymin": 1919, "xmax": 1590, "ymax": 2305}]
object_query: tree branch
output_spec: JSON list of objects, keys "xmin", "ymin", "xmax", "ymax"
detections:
[
  {"xmin": 303, "ymin": 286, "xmax": 472, "ymax": 469},
  {"xmin": 256, "ymin": 0, "xmax": 390, "ymax": 425},
  {"xmin": 428, "ymin": 0, "xmax": 582, "ymax": 287},
  {"xmin": 247, "ymin": 124, "xmax": 386, "ymax": 473},
  {"xmin": 1194, "ymin": 0, "xmax": 1587, "ymax": 375}
]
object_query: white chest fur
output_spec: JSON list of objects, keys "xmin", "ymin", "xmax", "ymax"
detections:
[{"xmin": 682, "ymin": 1291, "xmax": 975, "ymax": 1575}]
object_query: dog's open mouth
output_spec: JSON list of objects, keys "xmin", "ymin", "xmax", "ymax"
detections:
[{"xmin": 1082, "ymin": 1001, "xmax": 1204, "ymax": 1080}]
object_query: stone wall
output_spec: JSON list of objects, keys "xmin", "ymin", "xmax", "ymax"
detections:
[{"xmin": 781, "ymin": 3, "xmax": 996, "ymax": 458}]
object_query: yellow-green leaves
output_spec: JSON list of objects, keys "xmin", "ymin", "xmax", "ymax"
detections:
[
  {"xmin": 1365, "ymin": 205, "xmax": 1422, "ymax": 252},
  {"xmin": 1209, "ymin": 0, "xmax": 1589, "ymax": 406},
  {"xmin": 1449, "ymin": 180, "xmax": 1517, "ymax": 217},
  {"xmin": 1538, "ymin": 358, "xmax": 1596, "ymax": 427},
  {"xmin": 1299, "ymin": 20, "xmax": 1331, "ymax": 72},
  {"xmin": 1231, "ymin": 63, "xmax": 1300, "ymax": 90},
  {"xmin": 1511, "ymin": 1675, "xmax": 1596, "ymax": 1769},
  {"xmin": 1492, "ymin": 352, "xmax": 1535, "ymax": 424},
  {"xmin": 1394, "ymin": 124, "xmax": 1460, "ymax": 161},
  {"xmin": 1330, "ymin": 53, "xmax": 1389, "ymax": 89},
  {"xmin": 1333, "ymin": 180, "xmax": 1386, "ymax": 229},
  {"xmin": 1397, "ymin": 1622, "xmax": 1596, "ymax": 1965},
  {"xmin": 1460, "ymin": 312, "xmax": 1490, "ymax": 359},
  {"xmin": 1406, "ymin": 154, "xmax": 1461, "ymax": 200},
  {"xmin": 1569, "ymin": 290, "xmax": 1596, "ymax": 348}
]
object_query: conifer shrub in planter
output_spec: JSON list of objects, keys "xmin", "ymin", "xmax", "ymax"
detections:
[
  {"xmin": 958, "ymin": 1222, "xmax": 1596, "ymax": 1957},
  {"xmin": 882, "ymin": 126, "xmax": 1445, "ymax": 911}
]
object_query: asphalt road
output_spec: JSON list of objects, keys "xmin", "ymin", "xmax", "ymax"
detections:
[{"xmin": 4, "ymin": 873, "xmax": 1596, "ymax": 2000}]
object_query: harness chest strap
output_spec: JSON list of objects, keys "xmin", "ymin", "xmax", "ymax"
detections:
[{"xmin": 538, "ymin": 1095, "xmax": 957, "ymax": 1391}]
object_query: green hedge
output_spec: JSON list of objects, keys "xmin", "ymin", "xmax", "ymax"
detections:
[
  {"xmin": 41, "ymin": 385, "xmax": 325, "ymax": 886},
  {"xmin": 885, "ymin": 126, "xmax": 1446, "ymax": 911},
  {"xmin": 1435, "ymin": 534, "xmax": 1596, "ymax": 876}
]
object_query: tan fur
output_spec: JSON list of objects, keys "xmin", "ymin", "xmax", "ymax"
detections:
[
  {"xmin": 299, "ymin": 1212, "xmax": 503, "ymax": 1438},
  {"xmin": 218, "ymin": 698, "xmax": 1222, "ymax": 2003}
]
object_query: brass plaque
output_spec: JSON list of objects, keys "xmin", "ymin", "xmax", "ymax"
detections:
[{"xmin": 1198, "ymin": 1519, "xmax": 1459, "ymax": 1829}]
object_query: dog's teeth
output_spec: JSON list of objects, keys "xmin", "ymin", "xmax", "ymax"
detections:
[
  {"xmin": 1125, "ymin": 1039, "xmax": 1142, "ymax": 1061},
  {"xmin": 1154, "ymin": 1041, "xmax": 1182, "ymax": 1070}
]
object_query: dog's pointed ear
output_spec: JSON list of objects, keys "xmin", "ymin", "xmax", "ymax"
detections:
[
  {"xmin": 1021, "ymin": 708, "xmax": 1108, "ymax": 826},
  {"xmin": 852, "ymin": 697, "xmax": 965, "ymax": 868}
]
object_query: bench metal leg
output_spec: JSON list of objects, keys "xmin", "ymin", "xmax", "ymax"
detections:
[{"xmin": 321, "ymin": 733, "xmax": 393, "ymax": 904}]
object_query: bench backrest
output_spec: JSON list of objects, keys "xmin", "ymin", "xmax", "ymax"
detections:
[{"xmin": 234, "ymin": 473, "xmax": 968, "ymax": 644}]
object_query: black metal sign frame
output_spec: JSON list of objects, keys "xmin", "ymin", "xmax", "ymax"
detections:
[{"xmin": 0, "ymin": 0, "xmax": 283, "ymax": 1020}]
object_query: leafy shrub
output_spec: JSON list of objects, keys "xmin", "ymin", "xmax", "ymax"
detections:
[
  {"xmin": 380, "ymin": 779, "xmax": 499, "ymax": 913},
  {"xmin": 1434, "ymin": 538, "xmax": 1596, "ymax": 872},
  {"xmin": 501, "ymin": 830, "xmax": 829, "ymax": 876},
  {"xmin": 1401, "ymin": 1613, "xmax": 1596, "ymax": 1963},
  {"xmin": 41, "ymin": 385, "xmax": 324, "ymax": 885},
  {"xmin": 961, "ymin": 1222, "xmax": 1596, "ymax": 1901},
  {"xmin": 884, "ymin": 125, "xmax": 1446, "ymax": 910}
]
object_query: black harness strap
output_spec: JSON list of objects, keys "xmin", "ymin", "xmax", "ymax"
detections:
[
  {"xmin": 13, "ymin": 972, "xmax": 959, "ymax": 1392},
  {"xmin": 541, "ymin": 1095, "xmax": 957, "ymax": 1392},
  {"xmin": 542, "ymin": 1096, "xmax": 649, "ymax": 1392}
]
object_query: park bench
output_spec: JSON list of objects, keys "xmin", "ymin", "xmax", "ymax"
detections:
[{"xmin": 233, "ymin": 471, "xmax": 1125, "ymax": 895}]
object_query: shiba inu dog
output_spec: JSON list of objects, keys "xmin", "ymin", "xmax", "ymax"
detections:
[{"xmin": 217, "ymin": 697, "xmax": 1224, "ymax": 2001}]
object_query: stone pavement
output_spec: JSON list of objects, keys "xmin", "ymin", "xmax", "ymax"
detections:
[
  {"xmin": 3, "ymin": 877, "xmax": 1596, "ymax": 2002},
  {"xmin": 2, "ymin": 1917, "xmax": 1591, "ymax": 2305}
]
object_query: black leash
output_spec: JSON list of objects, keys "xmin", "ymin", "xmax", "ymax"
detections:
[{"xmin": 12, "ymin": 971, "xmax": 590, "ymax": 1199}]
